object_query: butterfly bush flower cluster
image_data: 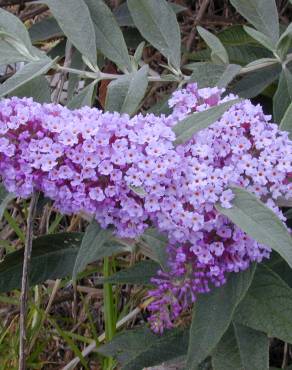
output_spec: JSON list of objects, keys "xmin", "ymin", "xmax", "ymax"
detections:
[{"xmin": 0, "ymin": 84, "xmax": 291, "ymax": 333}]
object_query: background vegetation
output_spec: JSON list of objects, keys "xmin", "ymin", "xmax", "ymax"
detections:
[{"xmin": 0, "ymin": 0, "xmax": 292, "ymax": 369}]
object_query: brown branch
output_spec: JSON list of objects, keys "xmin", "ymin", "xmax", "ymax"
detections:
[
  {"xmin": 0, "ymin": 0, "xmax": 38, "ymax": 6},
  {"xmin": 181, "ymin": 0, "xmax": 210, "ymax": 66},
  {"xmin": 18, "ymin": 192, "xmax": 39, "ymax": 370},
  {"xmin": 20, "ymin": 4, "xmax": 48, "ymax": 21},
  {"xmin": 186, "ymin": 0, "xmax": 210, "ymax": 52}
]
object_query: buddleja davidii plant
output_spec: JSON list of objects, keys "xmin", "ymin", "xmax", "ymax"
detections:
[
  {"xmin": 0, "ymin": 1, "xmax": 291, "ymax": 370},
  {"xmin": 0, "ymin": 1, "xmax": 185, "ymax": 368},
  {"xmin": 186, "ymin": 0, "xmax": 292, "ymax": 129}
]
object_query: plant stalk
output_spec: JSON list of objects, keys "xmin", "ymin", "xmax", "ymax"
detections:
[
  {"xmin": 103, "ymin": 257, "xmax": 116, "ymax": 369},
  {"xmin": 19, "ymin": 192, "xmax": 39, "ymax": 370}
]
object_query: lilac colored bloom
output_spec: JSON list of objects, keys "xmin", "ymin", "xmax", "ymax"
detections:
[{"xmin": 0, "ymin": 84, "xmax": 291, "ymax": 333}]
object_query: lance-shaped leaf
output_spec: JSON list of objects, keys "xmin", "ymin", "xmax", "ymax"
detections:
[
  {"xmin": 139, "ymin": 228, "xmax": 168, "ymax": 270},
  {"xmin": 73, "ymin": 221, "xmax": 115, "ymax": 280},
  {"xmin": 0, "ymin": 41, "xmax": 32, "ymax": 65},
  {"xmin": 8, "ymin": 76, "xmax": 51, "ymax": 103},
  {"xmin": 187, "ymin": 62, "xmax": 226, "ymax": 87},
  {"xmin": 29, "ymin": 17, "xmax": 63, "ymax": 43},
  {"xmin": 0, "ymin": 183, "xmax": 15, "ymax": 221},
  {"xmin": 230, "ymin": 0, "xmax": 279, "ymax": 45},
  {"xmin": 212, "ymin": 324, "xmax": 269, "ymax": 370},
  {"xmin": 217, "ymin": 64, "xmax": 242, "ymax": 87},
  {"xmin": 197, "ymin": 26, "xmax": 229, "ymax": 64},
  {"xmin": 0, "ymin": 58, "xmax": 55, "ymax": 98},
  {"xmin": 0, "ymin": 233, "xmax": 83, "ymax": 293},
  {"xmin": 173, "ymin": 98, "xmax": 240, "ymax": 146},
  {"xmin": 67, "ymin": 50, "xmax": 85, "ymax": 101},
  {"xmin": 43, "ymin": 0, "xmax": 97, "ymax": 66},
  {"xmin": 102, "ymin": 260, "xmax": 159, "ymax": 286},
  {"xmin": 186, "ymin": 62, "xmax": 241, "ymax": 88},
  {"xmin": 0, "ymin": 8, "xmax": 36, "ymax": 56},
  {"xmin": 265, "ymin": 252, "xmax": 292, "ymax": 288},
  {"xmin": 105, "ymin": 65, "xmax": 148, "ymax": 115},
  {"xmin": 98, "ymin": 327, "xmax": 189, "ymax": 370},
  {"xmin": 186, "ymin": 265, "xmax": 256, "ymax": 369},
  {"xmin": 276, "ymin": 23, "xmax": 292, "ymax": 60},
  {"xmin": 234, "ymin": 265, "xmax": 292, "ymax": 343},
  {"xmin": 67, "ymin": 81, "xmax": 97, "ymax": 109},
  {"xmin": 218, "ymin": 25, "xmax": 256, "ymax": 46},
  {"xmin": 212, "ymin": 326, "xmax": 242, "ymax": 370},
  {"xmin": 127, "ymin": 0, "xmax": 181, "ymax": 70},
  {"xmin": 280, "ymin": 102, "xmax": 292, "ymax": 139},
  {"xmin": 216, "ymin": 186, "xmax": 292, "ymax": 269},
  {"xmin": 243, "ymin": 26, "xmax": 275, "ymax": 52},
  {"xmin": 84, "ymin": 0, "xmax": 131, "ymax": 71},
  {"xmin": 232, "ymin": 63, "xmax": 281, "ymax": 98},
  {"xmin": 114, "ymin": 2, "xmax": 186, "ymax": 28},
  {"xmin": 273, "ymin": 68, "xmax": 292, "ymax": 123},
  {"xmin": 233, "ymin": 323, "xmax": 269, "ymax": 370}
]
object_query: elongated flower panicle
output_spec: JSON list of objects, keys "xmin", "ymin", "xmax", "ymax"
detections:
[{"xmin": 0, "ymin": 83, "xmax": 291, "ymax": 333}]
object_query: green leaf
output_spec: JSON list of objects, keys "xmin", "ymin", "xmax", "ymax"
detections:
[
  {"xmin": 84, "ymin": 0, "xmax": 131, "ymax": 71},
  {"xmin": 243, "ymin": 26, "xmax": 275, "ymax": 51},
  {"xmin": 98, "ymin": 327, "xmax": 188, "ymax": 370},
  {"xmin": 186, "ymin": 62, "xmax": 241, "ymax": 88},
  {"xmin": 0, "ymin": 58, "xmax": 55, "ymax": 98},
  {"xmin": 216, "ymin": 186, "xmax": 292, "ymax": 269},
  {"xmin": 212, "ymin": 326, "xmax": 242, "ymax": 370},
  {"xmin": 265, "ymin": 253, "xmax": 292, "ymax": 288},
  {"xmin": 173, "ymin": 99, "xmax": 240, "ymax": 146},
  {"xmin": 29, "ymin": 17, "xmax": 63, "ymax": 43},
  {"xmin": 234, "ymin": 265, "xmax": 292, "ymax": 343},
  {"xmin": 280, "ymin": 102, "xmax": 292, "ymax": 138},
  {"xmin": 0, "ymin": 8, "xmax": 36, "ymax": 56},
  {"xmin": 189, "ymin": 44, "xmax": 272, "ymax": 66},
  {"xmin": 244, "ymin": 57, "xmax": 278, "ymax": 70},
  {"xmin": 276, "ymin": 23, "xmax": 292, "ymax": 60},
  {"xmin": 67, "ymin": 49, "xmax": 85, "ymax": 101},
  {"xmin": 186, "ymin": 265, "xmax": 256, "ymax": 369},
  {"xmin": 186, "ymin": 62, "xmax": 226, "ymax": 87},
  {"xmin": 233, "ymin": 323, "xmax": 269, "ymax": 370},
  {"xmin": 217, "ymin": 64, "xmax": 242, "ymax": 88},
  {"xmin": 146, "ymin": 94, "xmax": 172, "ymax": 115},
  {"xmin": 232, "ymin": 63, "xmax": 281, "ymax": 98},
  {"xmin": 227, "ymin": 45, "xmax": 273, "ymax": 65},
  {"xmin": 8, "ymin": 76, "xmax": 51, "ymax": 103},
  {"xmin": 48, "ymin": 39, "xmax": 66, "ymax": 60},
  {"xmin": 218, "ymin": 25, "xmax": 256, "ymax": 46},
  {"xmin": 139, "ymin": 228, "xmax": 168, "ymax": 270},
  {"xmin": 212, "ymin": 324, "xmax": 269, "ymax": 370},
  {"xmin": 105, "ymin": 65, "xmax": 148, "ymax": 115},
  {"xmin": 127, "ymin": 0, "xmax": 181, "ymax": 70},
  {"xmin": 133, "ymin": 41, "xmax": 145, "ymax": 65},
  {"xmin": 43, "ymin": 0, "xmax": 97, "ymax": 66},
  {"xmin": 102, "ymin": 260, "xmax": 159, "ymax": 285},
  {"xmin": 230, "ymin": 0, "xmax": 279, "ymax": 45},
  {"xmin": 197, "ymin": 26, "xmax": 229, "ymax": 64},
  {"xmin": 128, "ymin": 185, "xmax": 147, "ymax": 197},
  {"xmin": 67, "ymin": 81, "xmax": 96, "ymax": 109},
  {"xmin": 0, "ymin": 233, "xmax": 82, "ymax": 293},
  {"xmin": 114, "ymin": 2, "xmax": 186, "ymax": 28},
  {"xmin": 0, "ymin": 40, "xmax": 31, "ymax": 65},
  {"xmin": 0, "ymin": 184, "xmax": 15, "ymax": 221},
  {"xmin": 273, "ymin": 68, "xmax": 292, "ymax": 123},
  {"xmin": 72, "ymin": 220, "xmax": 113, "ymax": 280}
]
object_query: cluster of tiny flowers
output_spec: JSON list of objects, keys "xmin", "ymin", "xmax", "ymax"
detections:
[
  {"xmin": 0, "ymin": 83, "xmax": 291, "ymax": 333},
  {"xmin": 147, "ymin": 84, "xmax": 292, "ymax": 333}
]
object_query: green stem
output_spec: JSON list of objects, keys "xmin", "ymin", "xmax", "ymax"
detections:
[
  {"xmin": 56, "ymin": 65, "xmax": 182, "ymax": 83},
  {"xmin": 103, "ymin": 257, "xmax": 116, "ymax": 369}
]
